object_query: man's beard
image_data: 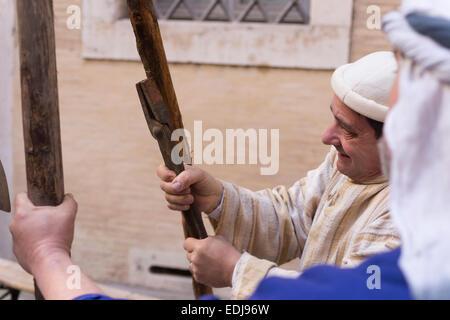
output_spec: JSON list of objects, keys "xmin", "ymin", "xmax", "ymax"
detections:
[{"xmin": 377, "ymin": 136, "xmax": 392, "ymax": 178}]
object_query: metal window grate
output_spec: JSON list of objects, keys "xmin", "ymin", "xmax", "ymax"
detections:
[{"xmin": 154, "ymin": 0, "xmax": 310, "ymax": 24}]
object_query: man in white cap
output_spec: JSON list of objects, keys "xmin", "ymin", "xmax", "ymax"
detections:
[
  {"xmin": 242, "ymin": 0, "xmax": 450, "ymax": 300},
  {"xmin": 244, "ymin": 0, "xmax": 450, "ymax": 299},
  {"xmin": 156, "ymin": 51, "xmax": 400, "ymax": 299},
  {"xmin": 7, "ymin": 51, "xmax": 402, "ymax": 301},
  {"xmin": 8, "ymin": 0, "xmax": 450, "ymax": 301}
]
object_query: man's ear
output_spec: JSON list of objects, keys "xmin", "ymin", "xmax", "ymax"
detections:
[{"xmin": 0, "ymin": 160, "xmax": 11, "ymax": 213}]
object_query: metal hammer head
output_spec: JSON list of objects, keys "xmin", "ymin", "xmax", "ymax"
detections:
[{"xmin": 0, "ymin": 160, "xmax": 11, "ymax": 213}]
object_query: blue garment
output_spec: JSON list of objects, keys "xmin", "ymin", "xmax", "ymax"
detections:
[
  {"xmin": 248, "ymin": 248, "xmax": 411, "ymax": 300},
  {"xmin": 74, "ymin": 294, "xmax": 116, "ymax": 300},
  {"xmin": 407, "ymin": 13, "xmax": 450, "ymax": 49},
  {"xmin": 75, "ymin": 249, "xmax": 411, "ymax": 300}
]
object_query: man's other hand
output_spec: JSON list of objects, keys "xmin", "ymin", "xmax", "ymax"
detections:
[{"xmin": 184, "ymin": 236, "xmax": 241, "ymax": 288}]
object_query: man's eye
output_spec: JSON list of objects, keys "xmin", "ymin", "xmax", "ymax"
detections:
[
  {"xmin": 335, "ymin": 120, "xmax": 357, "ymax": 138},
  {"xmin": 341, "ymin": 126, "xmax": 357, "ymax": 138}
]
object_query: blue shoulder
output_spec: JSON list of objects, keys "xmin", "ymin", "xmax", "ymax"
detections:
[{"xmin": 249, "ymin": 249, "xmax": 411, "ymax": 300}]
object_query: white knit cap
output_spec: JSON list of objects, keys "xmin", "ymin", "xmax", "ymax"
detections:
[{"xmin": 331, "ymin": 51, "xmax": 398, "ymax": 122}]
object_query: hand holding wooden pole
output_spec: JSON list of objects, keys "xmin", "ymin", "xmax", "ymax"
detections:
[{"xmin": 16, "ymin": 0, "xmax": 65, "ymax": 300}]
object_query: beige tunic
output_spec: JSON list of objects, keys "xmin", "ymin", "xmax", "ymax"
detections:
[{"xmin": 209, "ymin": 148, "xmax": 400, "ymax": 300}]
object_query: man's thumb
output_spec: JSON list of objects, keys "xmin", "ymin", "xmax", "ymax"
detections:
[
  {"xmin": 59, "ymin": 193, "xmax": 78, "ymax": 216},
  {"xmin": 173, "ymin": 168, "xmax": 202, "ymax": 191}
]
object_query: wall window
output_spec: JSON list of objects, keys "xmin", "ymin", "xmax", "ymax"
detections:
[
  {"xmin": 154, "ymin": 0, "xmax": 310, "ymax": 24},
  {"xmin": 82, "ymin": 0, "xmax": 353, "ymax": 69}
]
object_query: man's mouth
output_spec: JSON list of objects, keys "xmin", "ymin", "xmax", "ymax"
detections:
[{"xmin": 335, "ymin": 146, "xmax": 350, "ymax": 158}]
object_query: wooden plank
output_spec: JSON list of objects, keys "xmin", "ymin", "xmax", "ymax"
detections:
[
  {"xmin": 0, "ymin": 259, "xmax": 34, "ymax": 294},
  {"xmin": 16, "ymin": 0, "xmax": 65, "ymax": 207},
  {"xmin": 16, "ymin": 0, "xmax": 65, "ymax": 300}
]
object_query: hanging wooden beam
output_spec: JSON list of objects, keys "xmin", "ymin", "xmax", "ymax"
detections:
[{"xmin": 16, "ymin": 0, "xmax": 65, "ymax": 300}]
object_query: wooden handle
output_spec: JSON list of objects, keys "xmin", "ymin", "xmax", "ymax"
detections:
[
  {"xmin": 17, "ymin": 0, "xmax": 65, "ymax": 300},
  {"xmin": 136, "ymin": 79, "xmax": 213, "ymax": 297},
  {"xmin": 127, "ymin": 0, "xmax": 183, "ymax": 132},
  {"xmin": 129, "ymin": 1, "xmax": 213, "ymax": 298},
  {"xmin": 17, "ymin": 0, "xmax": 65, "ymax": 207}
]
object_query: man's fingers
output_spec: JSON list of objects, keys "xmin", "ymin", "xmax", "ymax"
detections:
[
  {"xmin": 158, "ymin": 164, "xmax": 205, "ymax": 195},
  {"xmin": 168, "ymin": 203, "xmax": 190, "ymax": 212},
  {"xmin": 58, "ymin": 194, "xmax": 78, "ymax": 217},
  {"xmin": 172, "ymin": 168, "xmax": 203, "ymax": 192},
  {"xmin": 160, "ymin": 181, "xmax": 191, "ymax": 196},
  {"xmin": 184, "ymin": 237, "xmax": 199, "ymax": 252},
  {"xmin": 165, "ymin": 193, "xmax": 194, "ymax": 206},
  {"xmin": 14, "ymin": 193, "xmax": 34, "ymax": 215},
  {"xmin": 157, "ymin": 164, "xmax": 176, "ymax": 183}
]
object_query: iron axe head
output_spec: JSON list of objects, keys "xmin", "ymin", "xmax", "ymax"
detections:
[{"xmin": 0, "ymin": 160, "xmax": 11, "ymax": 213}]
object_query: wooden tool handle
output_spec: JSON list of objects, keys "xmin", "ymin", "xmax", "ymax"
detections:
[
  {"xmin": 129, "ymin": 1, "xmax": 213, "ymax": 298},
  {"xmin": 136, "ymin": 79, "xmax": 209, "ymax": 241},
  {"xmin": 17, "ymin": 0, "xmax": 65, "ymax": 300},
  {"xmin": 136, "ymin": 79, "xmax": 213, "ymax": 297},
  {"xmin": 17, "ymin": 0, "xmax": 65, "ymax": 207},
  {"xmin": 127, "ymin": 0, "xmax": 182, "ymax": 132}
]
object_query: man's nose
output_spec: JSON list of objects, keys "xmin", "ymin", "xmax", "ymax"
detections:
[{"xmin": 322, "ymin": 124, "xmax": 340, "ymax": 146}]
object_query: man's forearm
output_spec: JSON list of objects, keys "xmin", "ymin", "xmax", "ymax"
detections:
[{"xmin": 31, "ymin": 251, "xmax": 104, "ymax": 300}]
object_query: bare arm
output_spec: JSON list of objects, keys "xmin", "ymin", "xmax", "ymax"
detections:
[
  {"xmin": 10, "ymin": 193, "xmax": 104, "ymax": 300},
  {"xmin": 30, "ymin": 251, "xmax": 103, "ymax": 300}
]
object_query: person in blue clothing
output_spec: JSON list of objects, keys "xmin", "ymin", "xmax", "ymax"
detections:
[
  {"xmin": 247, "ymin": 249, "xmax": 410, "ymax": 300},
  {"xmin": 8, "ymin": 0, "xmax": 450, "ymax": 300}
]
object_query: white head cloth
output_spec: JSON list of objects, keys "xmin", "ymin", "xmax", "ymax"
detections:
[
  {"xmin": 331, "ymin": 51, "xmax": 398, "ymax": 122},
  {"xmin": 383, "ymin": 0, "xmax": 450, "ymax": 299}
]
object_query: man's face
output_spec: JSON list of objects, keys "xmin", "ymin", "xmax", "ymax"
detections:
[{"xmin": 322, "ymin": 95, "xmax": 382, "ymax": 182}]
